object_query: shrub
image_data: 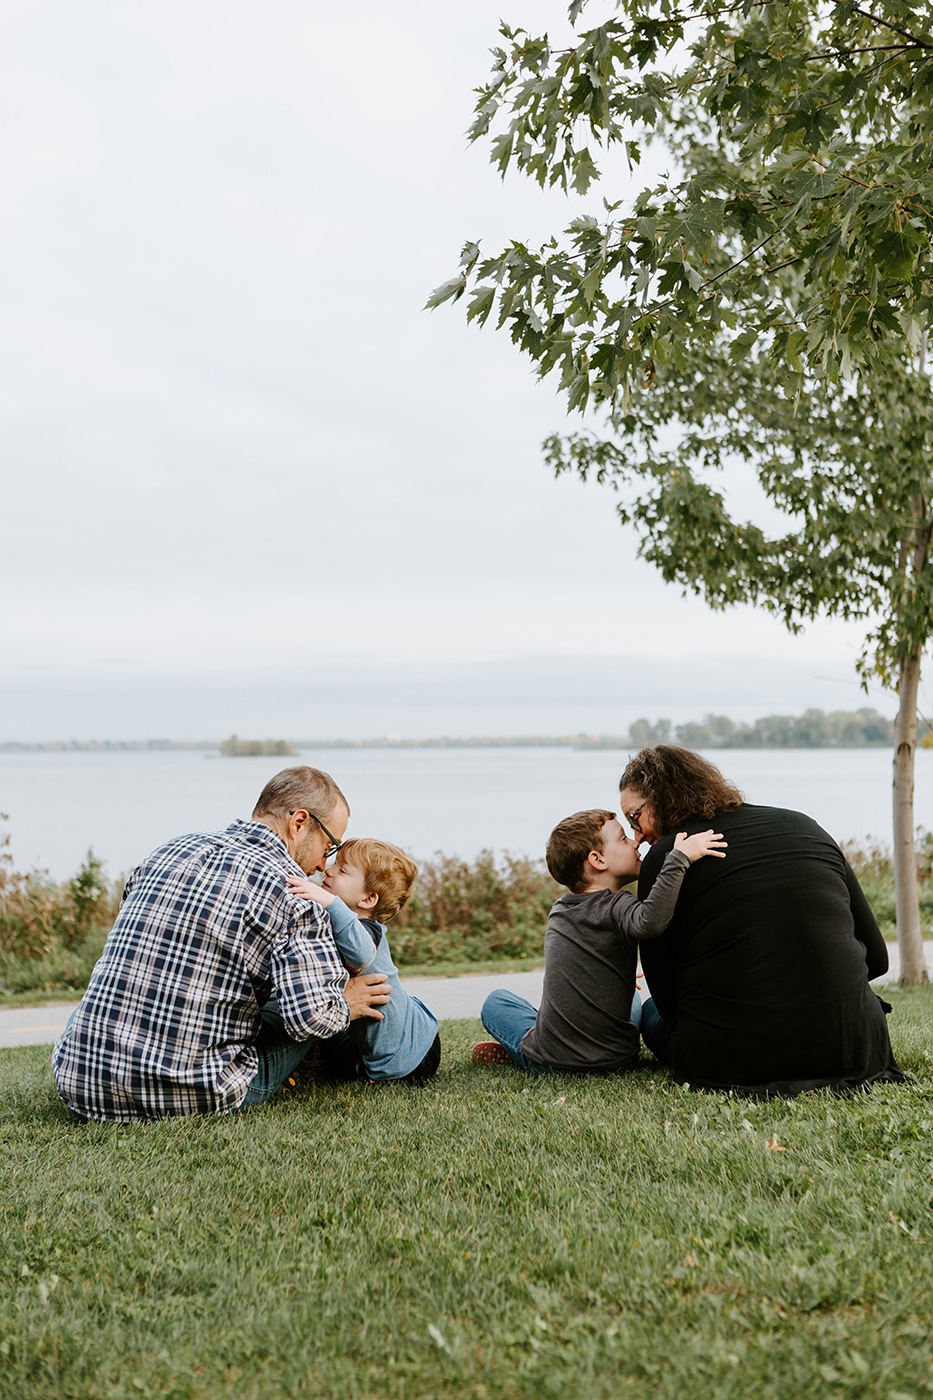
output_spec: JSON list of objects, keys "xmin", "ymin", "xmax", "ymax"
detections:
[
  {"xmin": 840, "ymin": 834, "xmax": 933, "ymax": 938},
  {"xmin": 390, "ymin": 850, "xmax": 559, "ymax": 966},
  {"xmin": 0, "ymin": 823, "xmax": 556, "ymax": 997},
  {"xmin": 7, "ymin": 823, "xmax": 927, "ymax": 1001},
  {"xmin": 0, "ymin": 816, "xmax": 120, "ymax": 998}
]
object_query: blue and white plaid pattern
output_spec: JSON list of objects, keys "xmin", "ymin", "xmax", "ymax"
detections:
[{"xmin": 52, "ymin": 820, "xmax": 350, "ymax": 1121}]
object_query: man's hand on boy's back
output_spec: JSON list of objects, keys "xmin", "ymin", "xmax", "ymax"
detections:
[
  {"xmin": 673, "ymin": 830, "xmax": 728, "ymax": 863},
  {"xmin": 343, "ymin": 972, "xmax": 391, "ymax": 1021}
]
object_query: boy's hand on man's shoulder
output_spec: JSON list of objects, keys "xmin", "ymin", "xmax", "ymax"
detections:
[{"xmin": 286, "ymin": 873, "xmax": 335, "ymax": 906}]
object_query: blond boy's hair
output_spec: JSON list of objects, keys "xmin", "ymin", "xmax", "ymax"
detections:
[
  {"xmin": 546, "ymin": 809, "xmax": 616, "ymax": 893},
  {"xmin": 341, "ymin": 838, "xmax": 418, "ymax": 922}
]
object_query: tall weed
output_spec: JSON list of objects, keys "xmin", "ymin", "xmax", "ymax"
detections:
[
  {"xmin": 0, "ymin": 816, "xmax": 119, "ymax": 997},
  {"xmin": 839, "ymin": 834, "xmax": 933, "ymax": 936},
  {"xmin": 391, "ymin": 850, "xmax": 559, "ymax": 965},
  {"xmin": 6, "ymin": 823, "xmax": 928, "ymax": 1003},
  {"xmin": 0, "ymin": 823, "xmax": 558, "ymax": 998}
]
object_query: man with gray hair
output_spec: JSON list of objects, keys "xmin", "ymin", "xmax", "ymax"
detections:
[{"xmin": 53, "ymin": 766, "xmax": 390, "ymax": 1120}]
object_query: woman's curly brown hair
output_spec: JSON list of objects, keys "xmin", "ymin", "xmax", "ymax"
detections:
[{"xmin": 619, "ymin": 745, "xmax": 743, "ymax": 835}]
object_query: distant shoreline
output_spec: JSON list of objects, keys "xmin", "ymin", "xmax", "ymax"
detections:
[
  {"xmin": 2, "ymin": 707, "xmax": 908, "ymax": 753},
  {"xmin": 0, "ymin": 735, "xmax": 904, "ymax": 754},
  {"xmin": 0, "ymin": 706, "xmax": 912, "ymax": 754}
]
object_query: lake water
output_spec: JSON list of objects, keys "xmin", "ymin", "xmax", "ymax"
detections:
[{"xmin": 2, "ymin": 745, "xmax": 931, "ymax": 881}]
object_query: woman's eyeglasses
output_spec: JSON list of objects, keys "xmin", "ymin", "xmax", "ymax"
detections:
[{"xmin": 625, "ymin": 800, "xmax": 648, "ymax": 835}]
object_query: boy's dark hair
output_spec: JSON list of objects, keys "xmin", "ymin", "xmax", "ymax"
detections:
[
  {"xmin": 546, "ymin": 809, "xmax": 616, "ymax": 893},
  {"xmin": 619, "ymin": 745, "xmax": 742, "ymax": 835}
]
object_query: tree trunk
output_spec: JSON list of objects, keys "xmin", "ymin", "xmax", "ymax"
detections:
[{"xmin": 893, "ymin": 643, "xmax": 928, "ymax": 985}]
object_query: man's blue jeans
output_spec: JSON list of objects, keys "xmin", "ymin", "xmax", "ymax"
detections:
[
  {"xmin": 239, "ymin": 997, "xmax": 318, "ymax": 1108},
  {"xmin": 62, "ymin": 1000, "xmax": 317, "ymax": 1113},
  {"xmin": 61, "ymin": 1000, "xmax": 315, "ymax": 1114},
  {"xmin": 480, "ymin": 988, "xmax": 643, "ymax": 1073}
]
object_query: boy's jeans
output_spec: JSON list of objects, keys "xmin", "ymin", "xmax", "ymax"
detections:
[{"xmin": 480, "ymin": 988, "xmax": 642, "ymax": 1074}]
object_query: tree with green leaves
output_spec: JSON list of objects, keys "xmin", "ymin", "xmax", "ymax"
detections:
[{"xmin": 430, "ymin": 0, "xmax": 933, "ymax": 982}]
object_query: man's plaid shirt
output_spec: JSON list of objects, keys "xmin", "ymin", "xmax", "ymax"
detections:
[{"xmin": 52, "ymin": 820, "xmax": 350, "ymax": 1121}]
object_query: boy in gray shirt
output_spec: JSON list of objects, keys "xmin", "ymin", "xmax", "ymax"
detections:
[{"xmin": 473, "ymin": 809, "xmax": 726, "ymax": 1074}]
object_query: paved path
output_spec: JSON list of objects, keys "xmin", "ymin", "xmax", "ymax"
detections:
[
  {"xmin": 0, "ymin": 971, "xmax": 548, "ymax": 1049},
  {"xmin": 0, "ymin": 1002, "xmax": 85, "ymax": 1050},
  {"xmin": 2, "ymin": 945, "xmax": 931, "ymax": 1049}
]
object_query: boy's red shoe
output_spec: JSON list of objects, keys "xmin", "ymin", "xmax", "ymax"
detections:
[{"xmin": 471, "ymin": 1040, "xmax": 514, "ymax": 1066}]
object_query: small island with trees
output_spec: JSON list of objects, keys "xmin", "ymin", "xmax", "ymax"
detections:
[{"xmin": 218, "ymin": 736, "xmax": 298, "ymax": 758}]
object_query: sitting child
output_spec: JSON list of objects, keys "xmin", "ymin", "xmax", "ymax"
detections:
[
  {"xmin": 287, "ymin": 838, "xmax": 440, "ymax": 1086},
  {"xmin": 472, "ymin": 810, "xmax": 725, "ymax": 1075}
]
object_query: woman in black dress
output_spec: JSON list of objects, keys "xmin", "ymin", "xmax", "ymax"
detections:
[{"xmin": 620, "ymin": 745, "xmax": 905, "ymax": 1095}]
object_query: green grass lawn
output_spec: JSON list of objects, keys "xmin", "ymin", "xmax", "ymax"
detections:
[{"xmin": 2, "ymin": 993, "xmax": 933, "ymax": 1400}]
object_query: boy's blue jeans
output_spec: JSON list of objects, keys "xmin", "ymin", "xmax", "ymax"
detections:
[{"xmin": 480, "ymin": 988, "xmax": 643, "ymax": 1074}]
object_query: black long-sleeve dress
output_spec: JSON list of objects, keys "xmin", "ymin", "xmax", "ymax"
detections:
[{"xmin": 638, "ymin": 804, "xmax": 905, "ymax": 1095}]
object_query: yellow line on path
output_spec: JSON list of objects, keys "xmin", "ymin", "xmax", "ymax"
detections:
[{"xmin": 8, "ymin": 1025, "xmax": 66, "ymax": 1035}]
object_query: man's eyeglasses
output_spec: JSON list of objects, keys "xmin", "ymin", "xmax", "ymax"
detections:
[
  {"xmin": 625, "ymin": 800, "xmax": 648, "ymax": 835},
  {"xmin": 290, "ymin": 811, "xmax": 343, "ymax": 860}
]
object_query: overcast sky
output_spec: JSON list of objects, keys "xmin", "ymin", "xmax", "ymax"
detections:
[{"xmin": 1, "ymin": 1, "xmax": 902, "ymax": 740}]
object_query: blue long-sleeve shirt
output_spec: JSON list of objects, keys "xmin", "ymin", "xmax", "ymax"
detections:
[{"xmin": 325, "ymin": 897, "xmax": 439, "ymax": 1080}]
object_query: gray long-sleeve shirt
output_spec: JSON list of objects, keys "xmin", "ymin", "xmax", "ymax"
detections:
[{"xmin": 520, "ymin": 848, "xmax": 691, "ymax": 1072}]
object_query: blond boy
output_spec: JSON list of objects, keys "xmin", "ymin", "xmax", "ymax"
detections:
[{"xmin": 288, "ymin": 838, "xmax": 440, "ymax": 1085}]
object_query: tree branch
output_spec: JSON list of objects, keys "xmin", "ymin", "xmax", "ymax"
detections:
[
  {"xmin": 540, "ymin": 0, "xmax": 777, "ymax": 53},
  {"xmin": 806, "ymin": 42, "xmax": 930, "ymax": 60},
  {"xmin": 848, "ymin": 4, "xmax": 933, "ymax": 49}
]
